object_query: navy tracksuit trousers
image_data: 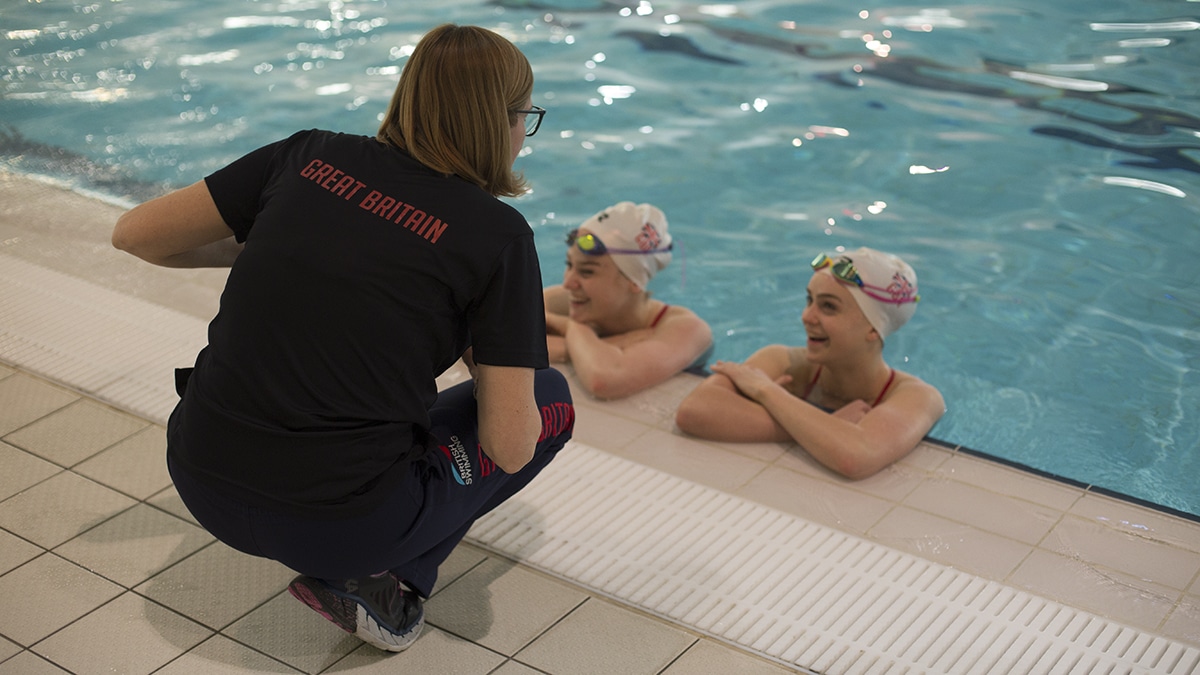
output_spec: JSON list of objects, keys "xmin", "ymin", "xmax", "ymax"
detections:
[{"xmin": 169, "ymin": 368, "xmax": 574, "ymax": 598}]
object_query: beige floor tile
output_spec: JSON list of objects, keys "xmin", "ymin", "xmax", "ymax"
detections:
[
  {"xmin": 73, "ymin": 425, "xmax": 170, "ymax": 500},
  {"xmin": 434, "ymin": 359, "xmax": 472, "ymax": 392},
  {"xmin": 54, "ymin": 503, "xmax": 213, "ymax": 587},
  {"xmin": 0, "ymin": 442, "xmax": 60, "ymax": 502},
  {"xmin": 490, "ymin": 660, "xmax": 543, "ymax": 675},
  {"xmin": 136, "ymin": 542, "xmax": 296, "ymax": 630},
  {"xmin": 431, "ymin": 543, "xmax": 490, "ymax": 596},
  {"xmin": 0, "ymin": 373, "xmax": 78, "ymax": 436},
  {"xmin": 1008, "ymin": 548, "xmax": 1179, "ymax": 633},
  {"xmin": 3, "ymin": 399, "xmax": 147, "ymax": 467},
  {"xmin": 696, "ymin": 436, "xmax": 791, "ymax": 465},
  {"xmin": 662, "ymin": 639, "xmax": 802, "ymax": 674},
  {"xmin": 1161, "ymin": 594, "xmax": 1200, "ymax": 646},
  {"xmin": 570, "ymin": 403, "xmax": 654, "ymax": 450},
  {"xmin": 32, "ymin": 591, "xmax": 211, "ymax": 675},
  {"xmin": 331, "ymin": 626, "xmax": 506, "ymax": 674},
  {"xmin": 933, "ymin": 454, "xmax": 1085, "ymax": 511},
  {"xmin": 0, "ymin": 553, "xmax": 123, "ymax": 645},
  {"xmin": 0, "ymin": 651, "xmax": 70, "ymax": 674},
  {"xmin": 769, "ymin": 444, "xmax": 836, "ymax": 478},
  {"xmin": 154, "ymin": 634, "xmax": 302, "ymax": 674},
  {"xmin": 570, "ymin": 374, "xmax": 687, "ymax": 430},
  {"xmin": 1070, "ymin": 493, "xmax": 1200, "ymax": 555},
  {"xmin": 902, "ymin": 477, "xmax": 1064, "ymax": 545},
  {"xmin": 898, "ymin": 440, "xmax": 954, "ymax": 472},
  {"xmin": 516, "ymin": 598, "xmax": 696, "ymax": 675},
  {"xmin": 610, "ymin": 427, "xmax": 767, "ymax": 493},
  {"xmin": 426, "ymin": 557, "xmax": 587, "ymax": 656},
  {"xmin": 223, "ymin": 591, "xmax": 361, "ymax": 674},
  {"xmin": 0, "ymin": 637, "xmax": 19, "ymax": 663},
  {"xmin": 1042, "ymin": 514, "xmax": 1200, "ymax": 591},
  {"xmin": 645, "ymin": 373, "xmax": 711, "ymax": 431},
  {"xmin": 736, "ymin": 466, "xmax": 893, "ymax": 535},
  {"xmin": 769, "ymin": 443, "xmax": 934, "ymax": 506},
  {"xmin": 0, "ymin": 528, "xmax": 42, "ymax": 575},
  {"xmin": 146, "ymin": 485, "xmax": 199, "ymax": 526},
  {"xmin": 869, "ymin": 506, "xmax": 1033, "ymax": 580},
  {"xmin": 835, "ymin": 457, "xmax": 929, "ymax": 503},
  {"xmin": 0, "ymin": 471, "xmax": 136, "ymax": 548}
]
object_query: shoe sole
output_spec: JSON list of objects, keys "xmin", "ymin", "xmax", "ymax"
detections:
[{"xmin": 287, "ymin": 576, "xmax": 424, "ymax": 652}]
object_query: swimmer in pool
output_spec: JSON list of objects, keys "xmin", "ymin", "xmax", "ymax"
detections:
[
  {"xmin": 675, "ymin": 247, "xmax": 944, "ymax": 479},
  {"xmin": 544, "ymin": 201, "xmax": 713, "ymax": 399}
]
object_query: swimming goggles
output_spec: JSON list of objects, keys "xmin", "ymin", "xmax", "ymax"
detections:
[
  {"xmin": 811, "ymin": 253, "xmax": 920, "ymax": 305},
  {"xmin": 567, "ymin": 228, "xmax": 674, "ymax": 256}
]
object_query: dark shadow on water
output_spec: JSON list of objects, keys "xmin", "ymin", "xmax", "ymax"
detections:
[{"xmin": 0, "ymin": 124, "xmax": 171, "ymax": 203}]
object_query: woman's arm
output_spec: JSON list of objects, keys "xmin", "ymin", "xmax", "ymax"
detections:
[
  {"xmin": 473, "ymin": 363, "xmax": 542, "ymax": 473},
  {"xmin": 564, "ymin": 308, "xmax": 712, "ymax": 399},
  {"xmin": 725, "ymin": 364, "xmax": 945, "ymax": 479},
  {"xmin": 543, "ymin": 286, "xmax": 570, "ymax": 362},
  {"xmin": 112, "ymin": 180, "xmax": 242, "ymax": 268},
  {"xmin": 675, "ymin": 344, "xmax": 795, "ymax": 442}
]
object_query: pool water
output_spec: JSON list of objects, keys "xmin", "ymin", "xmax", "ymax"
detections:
[{"xmin": 2, "ymin": 0, "xmax": 1198, "ymax": 516}]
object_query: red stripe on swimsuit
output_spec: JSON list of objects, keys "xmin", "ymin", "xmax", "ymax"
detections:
[
  {"xmin": 648, "ymin": 304, "xmax": 670, "ymax": 328},
  {"xmin": 801, "ymin": 366, "xmax": 896, "ymax": 406}
]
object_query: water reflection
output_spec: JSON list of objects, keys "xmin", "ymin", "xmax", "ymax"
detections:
[{"xmin": 491, "ymin": 0, "xmax": 1200, "ymax": 174}]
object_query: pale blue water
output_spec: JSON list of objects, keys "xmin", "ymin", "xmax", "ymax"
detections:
[{"xmin": 2, "ymin": 0, "xmax": 1198, "ymax": 516}]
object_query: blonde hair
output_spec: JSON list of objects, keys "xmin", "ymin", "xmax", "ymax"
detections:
[{"xmin": 377, "ymin": 24, "xmax": 533, "ymax": 198}]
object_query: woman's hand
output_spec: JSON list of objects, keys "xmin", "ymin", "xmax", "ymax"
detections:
[
  {"xmin": 709, "ymin": 360, "xmax": 792, "ymax": 402},
  {"xmin": 832, "ymin": 399, "xmax": 872, "ymax": 424}
]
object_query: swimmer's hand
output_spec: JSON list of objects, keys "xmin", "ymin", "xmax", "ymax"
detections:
[
  {"xmin": 832, "ymin": 400, "xmax": 872, "ymax": 424},
  {"xmin": 710, "ymin": 360, "xmax": 792, "ymax": 402}
]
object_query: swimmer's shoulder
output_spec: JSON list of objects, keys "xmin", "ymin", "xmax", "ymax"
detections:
[
  {"xmin": 657, "ymin": 302, "xmax": 704, "ymax": 323},
  {"xmin": 885, "ymin": 369, "xmax": 946, "ymax": 412},
  {"xmin": 744, "ymin": 344, "xmax": 810, "ymax": 377},
  {"xmin": 654, "ymin": 303, "xmax": 712, "ymax": 339}
]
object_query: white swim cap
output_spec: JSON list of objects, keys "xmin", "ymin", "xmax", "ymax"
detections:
[
  {"xmin": 813, "ymin": 247, "xmax": 919, "ymax": 340},
  {"xmin": 577, "ymin": 201, "xmax": 672, "ymax": 289}
]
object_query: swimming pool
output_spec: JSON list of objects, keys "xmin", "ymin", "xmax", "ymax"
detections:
[{"xmin": 2, "ymin": 0, "xmax": 1198, "ymax": 517}]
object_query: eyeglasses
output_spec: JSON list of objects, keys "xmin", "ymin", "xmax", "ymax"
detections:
[
  {"xmin": 567, "ymin": 228, "xmax": 673, "ymax": 256},
  {"xmin": 513, "ymin": 105, "xmax": 545, "ymax": 137},
  {"xmin": 811, "ymin": 253, "xmax": 919, "ymax": 305}
]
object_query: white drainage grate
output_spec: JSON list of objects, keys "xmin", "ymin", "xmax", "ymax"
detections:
[
  {"xmin": 0, "ymin": 253, "xmax": 206, "ymax": 424},
  {"xmin": 469, "ymin": 443, "xmax": 1200, "ymax": 674}
]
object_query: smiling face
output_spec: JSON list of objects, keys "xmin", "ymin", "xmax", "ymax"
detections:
[
  {"xmin": 561, "ymin": 234, "xmax": 642, "ymax": 331},
  {"xmin": 802, "ymin": 271, "xmax": 880, "ymax": 361}
]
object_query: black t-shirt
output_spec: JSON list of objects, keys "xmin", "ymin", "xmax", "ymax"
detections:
[{"xmin": 168, "ymin": 129, "xmax": 548, "ymax": 516}]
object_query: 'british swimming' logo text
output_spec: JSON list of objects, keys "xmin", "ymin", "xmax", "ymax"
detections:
[{"xmin": 440, "ymin": 436, "xmax": 474, "ymax": 485}]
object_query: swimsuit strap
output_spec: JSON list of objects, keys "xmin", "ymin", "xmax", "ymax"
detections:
[
  {"xmin": 648, "ymin": 303, "xmax": 670, "ymax": 328},
  {"xmin": 871, "ymin": 368, "xmax": 896, "ymax": 407},
  {"xmin": 800, "ymin": 365, "xmax": 823, "ymax": 400},
  {"xmin": 802, "ymin": 366, "xmax": 892, "ymax": 406}
]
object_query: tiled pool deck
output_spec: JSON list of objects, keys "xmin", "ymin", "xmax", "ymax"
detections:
[{"xmin": 1, "ymin": 171, "xmax": 1198, "ymax": 673}]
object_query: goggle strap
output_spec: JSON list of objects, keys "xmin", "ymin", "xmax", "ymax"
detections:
[{"xmin": 812, "ymin": 253, "xmax": 918, "ymax": 304}]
